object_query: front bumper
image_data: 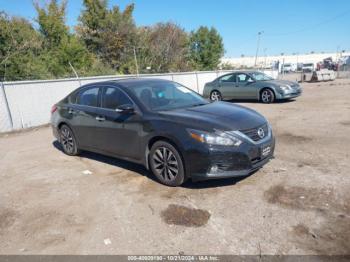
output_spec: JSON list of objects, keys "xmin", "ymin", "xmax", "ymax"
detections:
[
  {"xmin": 185, "ymin": 132, "xmax": 275, "ymax": 182},
  {"xmin": 277, "ymin": 89, "xmax": 302, "ymax": 99}
]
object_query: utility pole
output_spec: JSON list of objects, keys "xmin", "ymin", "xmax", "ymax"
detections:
[
  {"xmin": 133, "ymin": 47, "xmax": 139, "ymax": 77},
  {"xmin": 254, "ymin": 31, "xmax": 263, "ymax": 68}
]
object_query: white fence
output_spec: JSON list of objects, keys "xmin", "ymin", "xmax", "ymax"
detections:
[{"xmin": 0, "ymin": 70, "xmax": 278, "ymax": 133}]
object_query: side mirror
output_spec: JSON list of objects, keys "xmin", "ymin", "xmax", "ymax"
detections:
[
  {"xmin": 246, "ymin": 79, "xmax": 255, "ymax": 85},
  {"xmin": 115, "ymin": 104, "xmax": 135, "ymax": 114}
]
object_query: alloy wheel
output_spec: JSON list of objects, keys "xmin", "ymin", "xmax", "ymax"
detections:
[
  {"xmin": 60, "ymin": 126, "xmax": 75, "ymax": 154},
  {"xmin": 152, "ymin": 146, "xmax": 179, "ymax": 181},
  {"xmin": 210, "ymin": 91, "xmax": 222, "ymax": 101},
  {"xmin": 261, "ymin": 90, "xmax": 273, "ymax": 103}
]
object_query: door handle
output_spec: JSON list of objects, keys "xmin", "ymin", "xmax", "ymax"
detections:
[
  {"xmin": 68, "ymin": 108, "xmax": 76, "ymax": 114},
  {"xmin": 95, "ymin": 116, "xmax": 105, "ymax": 121}
]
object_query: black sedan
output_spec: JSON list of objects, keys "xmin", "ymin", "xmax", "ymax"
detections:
[{"xmin": 51, "ymin": 79, "xmax": 275, "ymax": 186}]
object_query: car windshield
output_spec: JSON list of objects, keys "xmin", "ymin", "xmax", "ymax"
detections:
[
  {"xmin": 251, "ymin": 72, "xmax": 274, "ymax": 81},
  {"xmin": 129, "ymin": 81, "xmax": 208, "ymax": 111}
]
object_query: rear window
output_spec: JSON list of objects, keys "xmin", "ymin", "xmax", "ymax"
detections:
[
  {"xmin": 102, "ymin": 87, "xmax": 133, "ymax": 110},
  {"xmin": 220, "ymin": 74, "xmax": 236, "ymax": 82}
]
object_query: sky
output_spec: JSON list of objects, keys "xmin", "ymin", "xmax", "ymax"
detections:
[{"xmin": 1, "ymin": 0, "xmax": 350, "ymax": 57}]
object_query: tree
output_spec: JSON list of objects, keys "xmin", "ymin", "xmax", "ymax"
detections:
[
  {"xmin": 136, "ymin": 23, "xmax": 192, "ymax": 73},
  {"xmin": 34, "ymin": 0, "xmax": 93, "ymax": 78},
  {"xmin": 189, "ymin": 26, "xmax": 224, "ymax": 70},
  {"xmin": 34, "ymin": 0, "xmax": 69, "ymax": 49},
  {"xmin": 101, "ymin": 4, "xmax": 137, "ymax": 73},
  {"xmin": 0, "ymin": 12, "xmax": 50, "ymax": 80},
  {"xmin": 77, "ymin": 1, "xmax": 137, "ymax": 73},
  {"xmin": 77, "ymin": 0, "xmax": 108, "ymax": 54}
]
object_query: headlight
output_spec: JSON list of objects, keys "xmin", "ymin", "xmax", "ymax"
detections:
[
  {"xmin": 188, "ymin": 129, "xmax": 242, "ymax": 147},
  {"xmin": 280, "ymin": 85, "xmax": 292, "ymax": 92}
]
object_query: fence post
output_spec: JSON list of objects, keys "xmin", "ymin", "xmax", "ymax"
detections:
[
  {"xmin": 195, "ymin": 72, "xmax": 199, "ymax": 93},
  {"xmin": 0, "ymin": 82, "xmax": 13, "ymax": 131}
]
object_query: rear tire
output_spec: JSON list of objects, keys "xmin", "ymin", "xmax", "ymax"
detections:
[
  {"xmin": 260, "ymin": 89, "xmax": 275, "ymax": 103},
  {"xmin": 149, "ymin": 141, "xmax": 186, "ymax": 186},
  {"xmin": 59, "ymin": 124, "xmax": 80, "ymax": 156},
  {"xmin": 210, "ymin": 90, "xmax": 222, "ymax": 101}
]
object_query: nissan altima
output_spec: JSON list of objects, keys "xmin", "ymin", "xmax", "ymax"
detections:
[
  {"xmin": 203, "ymin": 71, "xmax": 302, "ymax": 103},
  {"xmin": 51, "ymin": 79, "xmax": 275, "ymax": 186}
]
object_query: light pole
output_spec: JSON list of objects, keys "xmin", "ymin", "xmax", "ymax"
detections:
[{"xmin": 254, "ymin": 31, "xmax": 263, "ymax": 68}]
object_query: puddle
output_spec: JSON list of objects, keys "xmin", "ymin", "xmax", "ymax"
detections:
[{"xmin": 161, "ymin": 204, "xmax": 210, "ymax": 227}]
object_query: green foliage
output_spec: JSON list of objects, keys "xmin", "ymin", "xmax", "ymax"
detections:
[
  {"xmin": 0, "ymin": 12, "xmax": 50, "ymax": 80},
  {"xmin": 0, "ymin": 0, "xmax": 225, "ymax": 81},
  {"xmin": 136, "ymin": 23, "xmax": 192, "ymax": 73},
  {"xmin": 34, "ymin": 0, "xmax": 69, "ymax": 49},
  {"xmin": 77, "ymin": 1, "xmax": 137, "ymax": 73},
  {"xmin": 34, "ymin": 0, "xmax": 96, "ymax": 78},
  {"xmin": 77, "ymin": 0, "xmax": 108, "ymax": 54},
  {"xmin": 189, "ymin": 26, "xmax": 224, "ymax": 70}
]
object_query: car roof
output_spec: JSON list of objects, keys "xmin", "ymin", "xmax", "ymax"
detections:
[
  {"xmin": 218, "ymin": 70, "xmax": 260, "ymax": 77},
  {"xmin": 84, "ymin": 78, "xmax": 173, "ymax": 89}
]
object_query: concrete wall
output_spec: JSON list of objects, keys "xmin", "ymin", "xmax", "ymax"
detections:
[{"xmin": 0, "ymin": 70, "xmax": 277, "ymax": 133}]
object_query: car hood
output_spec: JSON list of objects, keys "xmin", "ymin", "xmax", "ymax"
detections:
[
  {"xmin": 262, "ymin": 79, "xmax": 299, "ymax": 87},
  {"xmin": 159, "ymin": 102, "xmax": 267, "ymax": 131}
]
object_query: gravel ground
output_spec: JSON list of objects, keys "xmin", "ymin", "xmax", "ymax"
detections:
[{"xmin": 0, "ymin": 79, "xmax": 349, "ymax": 255}]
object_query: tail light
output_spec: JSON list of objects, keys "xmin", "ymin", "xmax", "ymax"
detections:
[{"xmin": 51, "ymin": 104, "xmax": 58, "ymax": 114}]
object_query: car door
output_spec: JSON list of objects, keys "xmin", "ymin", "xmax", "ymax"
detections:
[
  {"xmin": 217, "ymin": 73, "xmax": 237, "ymax": 99},
  {"xmin": 235, "ymin": 73, "xmax": 257, "ymax": 99},
  {"xmin": 93, "ymin": 86, "xmax": 143, "ymax": 160},
  {"xmin": 68, "ymin": 86, "xmax": 102, "ymax": 149}
]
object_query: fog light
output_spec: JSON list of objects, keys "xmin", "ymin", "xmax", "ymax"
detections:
[{"xmin": 210, "ymin": 165, "xmax": 218, "ymax": 173}]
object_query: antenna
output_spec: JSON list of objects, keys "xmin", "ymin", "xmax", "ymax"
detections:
[{"xmin": 69, "ymin": 62, "xmax": 82, "ymax": 87}]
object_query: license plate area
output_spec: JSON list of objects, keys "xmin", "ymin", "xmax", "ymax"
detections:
[{"xmin": 261, "ymin": 144, "xmax": 271, "ymax": 158}]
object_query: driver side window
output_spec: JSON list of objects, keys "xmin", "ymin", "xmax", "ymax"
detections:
[{"xmin": 236, "ymin": 73, "xmax": 252, "ymax": 83}]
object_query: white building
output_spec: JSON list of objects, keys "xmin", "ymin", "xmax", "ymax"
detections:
[{"xmin": 221, "ymin": 51, "xmax": 350, "ymax": 69}]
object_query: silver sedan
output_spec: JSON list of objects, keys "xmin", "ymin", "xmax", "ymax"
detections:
[{"xmin": 203, "ymin": 71, "xmax": 302, "ymax": 103}]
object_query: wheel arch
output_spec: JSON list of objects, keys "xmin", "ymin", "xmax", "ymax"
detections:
[{"xmin": 58, "ymin": 121, "xmax": 70, "ymax": 130}]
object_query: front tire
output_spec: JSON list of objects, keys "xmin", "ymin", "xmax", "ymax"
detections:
[
  {"xmin": 59, "ymin": 125, "xmax": 80, "ymax": 156},
  {"xmin": 260, "ymin": 89, "xmax": 275, "ymax": 103},
  {"xmin": 210, "ymin": 90, "xmax": 222, "ymax": 101},
  {"xmin": 149, "ymin": 141, "xmax": 186, "ymax": 186}
]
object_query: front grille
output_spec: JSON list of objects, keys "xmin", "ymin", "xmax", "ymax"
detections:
[{"xmin": 239, "ymin": 124, "xmax": 268, "ymax": 142}]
